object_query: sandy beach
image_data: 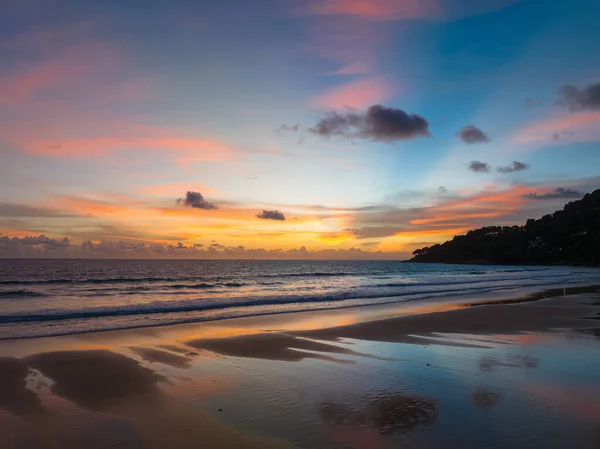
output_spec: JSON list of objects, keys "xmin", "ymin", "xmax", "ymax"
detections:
[{"xmin": 1, "ymin": 285, "xmax": 600, "ymax": 449}]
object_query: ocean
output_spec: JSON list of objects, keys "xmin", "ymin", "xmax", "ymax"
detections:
[{"xmin": 1, "ymin": 259, "xmax": 599, "ymax": 339}]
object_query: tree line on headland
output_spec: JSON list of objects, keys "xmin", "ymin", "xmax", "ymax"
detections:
[{"xmin": 410, "ymin": 189, "xmax": 600, "ymax": 265}]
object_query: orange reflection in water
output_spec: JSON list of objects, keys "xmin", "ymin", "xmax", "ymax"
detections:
[{"xmin": 526, "ymin": 381, "xmax": 600, "ymax": 422}]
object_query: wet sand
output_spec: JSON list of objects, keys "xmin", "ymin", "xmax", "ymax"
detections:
[{"xmin": 1, "ymin": 286, "xmax": 600, "ymax": 448}]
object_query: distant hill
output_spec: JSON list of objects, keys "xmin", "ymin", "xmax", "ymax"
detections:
[{"xmin": 410, "ymin": 189, "xmax": 600, "ymax": 266}]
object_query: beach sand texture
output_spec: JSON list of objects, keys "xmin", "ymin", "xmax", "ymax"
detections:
[{"xmin": 1, "ymin": 287, "xmax": 600, "ymax": 449}]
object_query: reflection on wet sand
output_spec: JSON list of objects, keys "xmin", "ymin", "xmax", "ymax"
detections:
[
  {"xmin": 471, "ymin": 389, "xmax": 500, "ymax": 408},
  {"xmin": 26, "ymin": 350, "xmax": 165, "ymax": 411},
  {"xmin": 321, "ymin": 391, "xmax": 439, "ymax": 436},
  {"xmin": 130, "ymin": 347, "xmax": 192, "ymax": 369},
  {"xmin": 182, "ymin": 295, "xmax": 600, "ymax": 364},
  {"xmin": 2, "ymin": 290, "xmax": 600, "ymax": 449},
  {"xmin": 479, "ymin": 354, "xmax": 539, "ymax": 373},
  {"xmin": 526, "ymin": 382, "xmax": 600, "ymax": 422},
  {"xmin": 187, "ymin": 332, "xmax": 361, "ymax": 362},
  {"xmin": 1, "ymin": 350, "xmax": 295, "ymax": 449},
  {"xmin": 0, "ymin": 357, "xmax": 43, "ymax": 416},
  {"xmin": 298, "ymin": 295, "xmax": 600, "ymax": 346}
]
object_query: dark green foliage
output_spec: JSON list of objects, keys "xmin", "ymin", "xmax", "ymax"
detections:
[{"xmin": 410, "ymin": 189, "xmax": 600, "ymax": 265}]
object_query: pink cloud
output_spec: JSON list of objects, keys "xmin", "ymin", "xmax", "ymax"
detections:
[
  {"xmin": 327, "ymin": 61, "xmax": 371, "ymax": 75},
  {"xmin": 0, "ymin": 28, "xmax": 237, "ymax": 164},
  {"xmin": 20, "ymin": 135, "xmax": 237, "ymax": 161},
  {"xmin": 303, "ymin": 15, "xmax": 382, "ymax": 75},
  {"xmin": 311, "ymin": 77, "xmax": 393, "ymax": 109},
  {"xmin": 301, "ymin": 0, "xmax": 521, "ymax": 21},
  {"xmin": 302, "ymin": 0, "xmax": 438, "ymax": 21},
  {"xmin": 0, "ymin": 42, "xmax": 123, "ymax": 106},
  {"xmin": 512, "ymin": 111, "xmax": 600, "ymax": 146},
  {"xmin": 143, "ymin": 183, "xmax": 217, "ymax": 196}
]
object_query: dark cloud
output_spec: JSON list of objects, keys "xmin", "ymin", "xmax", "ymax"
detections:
[
  {"xmin": 522, "ymin": 187, "xmax": 583, "ymax": 200},
  {"xmin": 0, "ymin": 234, "xmax": 403, "ymax": 260},
  {"xmin": 309, "ymin": 105, "xmax": 430, "ymax": 142},
  {"xmin": 0, "ymin": 235, "xmax": 71, "ymax": 254},
  {"xmin": 496, "ymin": 161, "xmax": 529, "ymax": 173},
  {"xmin": 277, "ymin": 124, "xmax": 300, "ymax": 133},
  {"xmin": 457, "ymin": 125, "xmax": 490, "ymax": 144},
  {"xmin": 177, "ymin": 191, "xmax": 217, "ymax": 210},
  {"xmin": 558, "ymin": 82, "xmax": 600, "ymax": 111},
  {"xmin": 256, "ymin": 210, "xmax": 286, "ymax": 221},
  {"xmin": 552, "ymin": 130, "xmax": 574, "ymax": 141},
  {"xmin": 437, "ymin": 186, "xmax": 447, "ymax": 193},
  {"xmin": 468, "ymin": 161, "xmax": 490, "ymax": 173}
]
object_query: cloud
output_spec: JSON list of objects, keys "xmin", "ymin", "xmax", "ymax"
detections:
[
  {"xmin": 299, "ymin": 0, "xmax": 522, "ymax": 22},
  {"xmin": 0, "ymin": 235, "xmax": 71, "ymax": 256},
  {"xmin": 496, "ymin": 161, "xmax": 529, "ymax": 173},
  {"xmin": 177, "ymin": 191, "xmax": 217, "ymax": 210},
  {"xmin": 18, "ymin": 135, "xmax": 237, "ymax": 161},
  {"xmin": 144, "ymin": 183, "xmax": 216, "ymax": 196},
  {"xmin": 277, "ymin": 124, "xmax": 301, "ymax": 133},
  {"xmin": 558, "ymin": 82, "xmax": 600, "ymax": 111},
  {"xmin": 326, "ymin": 61, "xmax": 371, "ymax": 75},
  {"xmin": 457, "ymin": 125, "xmax": 490, "ymax": 144},
  {"xmin": 552, "ymin": 130, "xmax": 574, "ymax": 141},
  {"xmin": 438, "ymin": 186, "xmax": 447, "ymax": 193},
  {"xmin": 311, "ymin": 77, "xmax": 393, "ymax": 110},
  {"xmin": 513, "ymin": 111, "xmax": 600, "ymax": 145},
  {"xmin": 301, "ymin": 0, "xmax": 437, "ymax": 21},
  {"xmin": 256, "ymin": 210, "xmax": 286, "ymax": 221},
  {"xmin": 309, "ymin": 104, "xmax": 430, "ymax": 142},
  {"xmin": 0, "ymin": 202, "xmax": 76, "ymax": 218},
  {"xmin": 0, "ymin": 28, "xmax": 237, "ymax": 164},
  {"xmin": 0, "ymin": 234, "xmax": 404, "ymax": 260},
  {"xmin": 522, "ymin": 187, "xmax": 583, "ymax": 200},
  {"xmin": 468, "ymin": 161, "xmax": 491, "ymax": 173}
]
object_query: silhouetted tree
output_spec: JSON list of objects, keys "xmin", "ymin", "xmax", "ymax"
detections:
[{"xmin": 410, "ymin": 190, "xmax": 600, "ymax": 265}]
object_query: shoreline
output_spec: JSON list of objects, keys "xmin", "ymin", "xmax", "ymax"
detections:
[
  {"xmin": 2, "ymin": 282, "xmax": 599, "ymax": 356},
  {"xmin": 1, "ymin": 283, "xmax": 600, "ymax": 448}
]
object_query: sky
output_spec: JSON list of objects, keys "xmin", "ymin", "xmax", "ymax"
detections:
[{"xmin": 1, "ymin": 0, "xmax": 599, "ymax": 259}]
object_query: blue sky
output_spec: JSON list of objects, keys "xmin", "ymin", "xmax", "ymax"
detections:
[{"xmin": 1, "ymin": 0, "xmax": 599, "ymax": 258}]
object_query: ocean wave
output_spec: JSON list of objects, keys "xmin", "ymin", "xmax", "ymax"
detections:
[
  {"xmin": 0, "ymin": 289, "xmax": 47, "ymax": 298},
  {"xmin": 0, "ymin": 272, "xmax": 354, "ymax": 286},
  {"xmin": 0, "ymin": 277, "xmax": 175, "ymax": 286},
  {"xmin": 0, "ymin": 281, "xmax": 555, "ymax": 325},
  {"xmin": 263, "ymin": 272, "xmax": 355, "ymax": 278}
]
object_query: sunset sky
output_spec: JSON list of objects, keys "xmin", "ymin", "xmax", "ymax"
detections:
[{"xmin": 1, "ymin": 0, "xmax": 599, "ymax": 258}]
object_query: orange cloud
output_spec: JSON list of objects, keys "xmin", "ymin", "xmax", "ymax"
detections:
[
  {"xmin": 512, "ymin": 111, "xmax": 600, "ymax": 145},
  {"xmin": 53, "ymin": 196, "xmax": 140, "ymax": 216},
  {"xmin": 311, "ymin": 77, "xmax": 393, "ymax": 109},
  {"xmin": 392, "ymin": 227, "xmax": 469, "ymax": 238},
  {"xmin": 22, "ymin": 135, "xmax": 237, "ymax": 161},
  {"xmin": 435, "ymin": 185, "xmax": 532, "ymax": 214},
  {"xmin": 410, "ymin": 212, "xmax": 501, "ymax": 225},
  {"xmin": 143, "ymin": 183, "xmax": 217, "ymax": 196}
]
